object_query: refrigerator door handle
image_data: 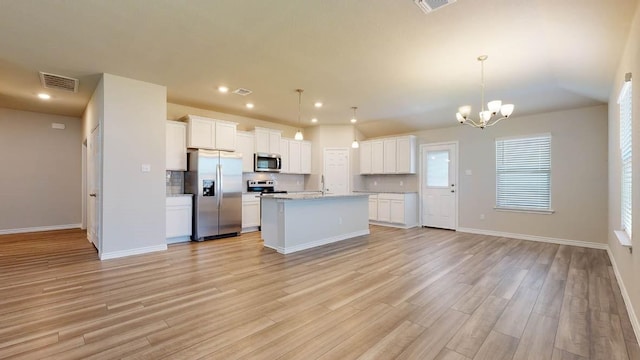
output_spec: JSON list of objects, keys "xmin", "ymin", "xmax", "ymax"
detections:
[{"xmin": 217, "ymin": 163, "xmax": 223, "ymax": 207}]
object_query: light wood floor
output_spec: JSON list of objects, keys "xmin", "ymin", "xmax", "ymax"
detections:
[{"xmin": 0, "ymin": 226, "xmax": 638, "ymax": 359}]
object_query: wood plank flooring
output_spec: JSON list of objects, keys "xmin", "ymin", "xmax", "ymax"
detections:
[{"xmin": 0, "ymin": 226, "xmax": 637, "ymax": 359}]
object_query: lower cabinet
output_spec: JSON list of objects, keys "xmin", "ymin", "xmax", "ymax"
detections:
[
  {"xmin": 367, "ymin": 193, "xmax": 418, "ymax": 228},
  {"xmin": 166, "ymin": 196, "xmax": 192, "ymax": 243},
  {"xmin": 242, "ymin": 194, "xmax": 260, "ymax": 232}
]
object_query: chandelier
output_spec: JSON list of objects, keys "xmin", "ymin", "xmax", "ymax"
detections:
[{"xmin": 456, "ymin": 55, "xmax": 514, "ymax": 129}]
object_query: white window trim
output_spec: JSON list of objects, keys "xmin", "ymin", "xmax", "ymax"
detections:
[
  {"xmin": 495, "ymin": 133, "xmax": 553, "ymax": 213},
  {"xmin": 617, "ymin": 78, "xmax": 632, "ymax": 247}
]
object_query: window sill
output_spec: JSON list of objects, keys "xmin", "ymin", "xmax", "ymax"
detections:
[
  {"xmin": 494, "ymin": 207, "xmax": 555, "ymax": 215},
  {"xmin": 614, "ymin": 230, "xmax": 632, "ymax": 248}
]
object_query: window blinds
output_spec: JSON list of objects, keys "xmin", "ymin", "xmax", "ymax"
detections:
[
  {"xmin": 619, "ymin": 80, "xmax": 632, "ymax": 238},
  {"xmin": 496, "ymin": 135, "xmax": 551, "ymax": 211}
]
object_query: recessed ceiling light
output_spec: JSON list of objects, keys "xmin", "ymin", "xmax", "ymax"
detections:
[
  {"xmin": 311, "ymin": 118, "xmax": 318, "ymax": 123},
  {"xmin": 246, "ymin": 103, "xmax": 254, "ymax": 109},
  {"xmin": 350, "ymin": 118, "xmax": 357, "ymax": 123},
  {"xmin": 314, "ymin": 102, "xmax": 323, "ymax": 108},
  {"xmin": 218, "ymin": 86, "xmax": 229, "ymax": 93},
  {"xmin": 38, "ymin": 93, "xmax": 51, "ymax": 100}
]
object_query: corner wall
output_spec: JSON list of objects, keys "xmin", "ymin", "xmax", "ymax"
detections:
[
  {"xmin": 100, "ymin": 74, "xmax": 167, "ymax": 258},
  {"xmin": 0, "ymin": 108, "xmax": 82, "ymax": 233}
]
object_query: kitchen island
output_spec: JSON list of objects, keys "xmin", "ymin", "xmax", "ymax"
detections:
[{"xmin": 260, "ymin": 193, "xmax": 370, "ymax": 254}]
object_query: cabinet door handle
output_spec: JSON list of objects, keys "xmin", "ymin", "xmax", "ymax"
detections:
[{"xmin": 89, "ymin": 193, "xmax": 97, "ymax": 197}]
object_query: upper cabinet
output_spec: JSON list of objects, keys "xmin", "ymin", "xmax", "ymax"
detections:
[
  {"xmin": 166, "ymin": 120, "xmax": 187, "ymax": 171},
  {"xmin": 360, "ymin": 135, "xmax": 416, "ymax": 174},
  {"xmin": 253, "ymin": 127, "xmax": 281, "ymax": 154},
  {"xmin": 184, "ymin": 115, "xmax": 237, "ymax": 151},
  {"xmin": 236, "ymin": 131, "xmax": 255, "ymax": 173},
  {"xmin": 280, "ymin": 138, "xmax": 311, "ymax": 174}
]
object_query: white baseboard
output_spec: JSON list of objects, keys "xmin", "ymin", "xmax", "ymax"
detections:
[
  {"xmin": 100, "ymin": 244, "xmax": 167, "ymax": 260},
  {"xmin": 456, "ymin": 227, "xmax": 608, "ymax": 250},
  {"xmin": 167, "ymin": 236, "xmax": 191, "ymax": 245},
  {"xmin": 607, "ymin": 248, "xmax": 640, "ymax": 343},
  {"xmin": 267, "ymin": 229, "xmax": 371, "ymax": 254},
  {"xmin": 0, "ymin": 223, "xmax": 82, "ymax": 235},
  {"xmin": 369, "ymin": 221, "xmax": 419, "ymax": 229}
]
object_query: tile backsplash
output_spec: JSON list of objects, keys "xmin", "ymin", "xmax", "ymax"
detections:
[
  {"xmin": 356, "ymin": 174, "xmax": 418, "ymax": 193},
  {"xmin": 166, "ymin": 171, "xmax": 185, "ymax": 195},
  {"xmin": 242, "ymin": 173, "xmax": 306, "ymax": 192}
]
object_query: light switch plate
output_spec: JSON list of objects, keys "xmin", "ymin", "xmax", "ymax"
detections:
[
  {"xmin": 465, "ymin": 169, "xmax": 472, "ymax": 176},
  {"xmin": 141, "ymin": 164, "xmax": 151, "ymax": 172}
]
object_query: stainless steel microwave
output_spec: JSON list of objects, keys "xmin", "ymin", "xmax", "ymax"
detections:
[{"xmin": 254, "ymin": 152, "xmax": 281, "ymax": 172}]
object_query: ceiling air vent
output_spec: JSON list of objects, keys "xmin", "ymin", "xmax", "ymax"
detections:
[
  {"xmin": 39, "ymin": 72, "xmax": 79, "ymax": 93},
  {"xmin": 232, "ymin": 88, "xmax": 252, "ymax": 96},
  {"xmin": 413, "ymin": 0, "xmax": 456, "ymax": 14}
]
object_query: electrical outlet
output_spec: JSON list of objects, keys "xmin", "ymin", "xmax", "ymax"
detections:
[
  {"xmin": 339, "ymin": 217, "xmax": 343, "ymax": 224},
  {"xmin": 400, "ymin": 181, "xmax": 404, "ymax": 186},
  {"xmin": 480, "ymin": 214, "xmax": 485, "ymax": 220},
  {"xmin": 374, "ymin": 181, "xmax": 377, "ymax": 186}
]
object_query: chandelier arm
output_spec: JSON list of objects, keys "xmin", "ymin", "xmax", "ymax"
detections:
[
  {"xmin": 484, "ymin": 116, "xmax": 508, "ymax": 127},
  {"xmin": 464, "ymin": 118, "xmax": 483, "ymax": 128}
]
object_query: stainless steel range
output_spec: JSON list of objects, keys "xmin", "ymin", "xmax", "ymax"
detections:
[{"xmin": 247, "ymin": 180, "xmax": 287, "ymax": 230}]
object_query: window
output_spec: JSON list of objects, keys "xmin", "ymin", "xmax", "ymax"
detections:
[
  {"xmin": 619, "ymin": 76, "xmax": 632, "ymax": 239},
  {"xmin": 496, "ymin": 134, "xmax": 552, "ymax": 212}
]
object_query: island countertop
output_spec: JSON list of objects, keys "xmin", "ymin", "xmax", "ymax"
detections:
[{"xmin": 259, "ymin": 193, "xmax": 370, "ymax": 200}]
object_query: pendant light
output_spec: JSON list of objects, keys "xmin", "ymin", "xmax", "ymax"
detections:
[
  {"xmin": 351, "ymin": 106, "xmax": 359, "ymax": 148},
  {"xmin": 294, "ymin": 89, "xmax": 304, "ymax": 141}
]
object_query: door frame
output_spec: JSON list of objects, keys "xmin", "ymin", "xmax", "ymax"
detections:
[
  {"xmin": 323, "ymin": 147, "xmax": 351, "ymax": 194},
  {"xmin": 418, "ymin": 141, "xmax": 459, "ymax": 230},
  {"xmin": 87, "ymin": 124, "xmax": 102, "ymax": 254}
]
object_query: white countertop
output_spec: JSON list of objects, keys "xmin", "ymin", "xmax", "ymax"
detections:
[
  {"xmin": 352, "ymin": 190, "xmax": 418, "ymax": 194},
  {"xmin": 166, "ymin": 194, "xmax": 194, "ymax": 197},
  {"xmin": 260, "ymin": 192, "xmax": 370, "ymax": 200}
]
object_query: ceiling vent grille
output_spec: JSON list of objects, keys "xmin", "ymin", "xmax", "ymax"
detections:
[
  {"xmin": 232, "ymin": 88, "xmax": 252, "ymax": 96},
  {"xmin": 414, "ymin": 0, "xmax": 456, "ymax": 14},
  {"xmin": 39, "ymin": 72, "xmax": 79, "ymax": 93}
]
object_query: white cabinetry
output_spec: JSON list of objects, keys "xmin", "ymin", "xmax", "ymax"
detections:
[
  {"xmin": 367, "ymin": 193, "xmax": 418, "ymax": 228},
  {"xmin": 185, "ymin": 115, "xmax": 237, "ymax": 151},
  {"xmin": 371, "ymin": 140, "xmax": 384, "ymax": 174},
  {"xmin": 359, "ymin": 135, "xmax": 416, "ymax": 174},
  {"xmin": 360, "ymin": 142, "xmax": 372, "ymax": 174},
  {"xmin": 280, "ymin": 138, "xmax": 290, "ymax": 173},
  {"xmin": 166, "ymin": 196, "xmax": 192, "ymax": 243},
  {"xmin": 254, "ymin": 127, "xmax": 281, "ymax": 154},
  {"xmin": 383, "ymin": 139, "xmax": 396, "ymax": 173},
  {"xmin": 282, "ymin": 139, "xmax": 311, "ymax": 174},
  {"xmin": 395, "ymin": 136, "xmax": 416, "ymax": 174},
  {"xmin": 368, "ymin": 194, "xmax": 378, "ymax": 220},
  {"xmin": 166, "ymin": 120, "xmax": 186, "ymax": 171},
  {"xmin": 242, "ymin": 194, "xmax": 260, "ymax": 232},
  {"xmin": 236, "ymin": 131, "xmax": 255, "ymax": 173}
]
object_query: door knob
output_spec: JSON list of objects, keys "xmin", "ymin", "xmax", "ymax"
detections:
[{"xmin": 89, "ymin": 193, "xmax": 97, "ymax": 197}]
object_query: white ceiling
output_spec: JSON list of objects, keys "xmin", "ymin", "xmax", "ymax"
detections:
[{"xmin": 0, "ymin": 0, "xmax": 637, "ymax": 138}]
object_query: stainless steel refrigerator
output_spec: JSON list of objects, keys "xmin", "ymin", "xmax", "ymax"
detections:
[{"xmin": 185, "ymin": 149, "xmax": 242, "ymax": 240}]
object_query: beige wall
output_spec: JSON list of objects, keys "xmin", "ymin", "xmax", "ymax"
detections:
[
  {"xmin": 608, "ymin": 2, "xmax": 640, "ymax": 339},
  {"xmin": 305, "ymin": 125, "xmax": 361, "ymax": 191},
  {"xmin": 412, "ymin": 105, "xmax": 608, "ymax": 245},
  {"xmin": 0, "ymin": 108, "xmax": 82, "ymax": 231},
  {"xmin": 99, "ymin": 74, "xmax": 167, "ymax": 257}
]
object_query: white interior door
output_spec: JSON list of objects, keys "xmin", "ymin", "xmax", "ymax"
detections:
[
  {"xmin": 421, "ymin": 142, "xmax": 457, "ymax": 230},
  {"xmin": 87, "ymin": 126, "xmax": 101, "ymax": 251},
  {"xmin": 323, "ymin": 148, "xmax": 350, "ymax": 195}
]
